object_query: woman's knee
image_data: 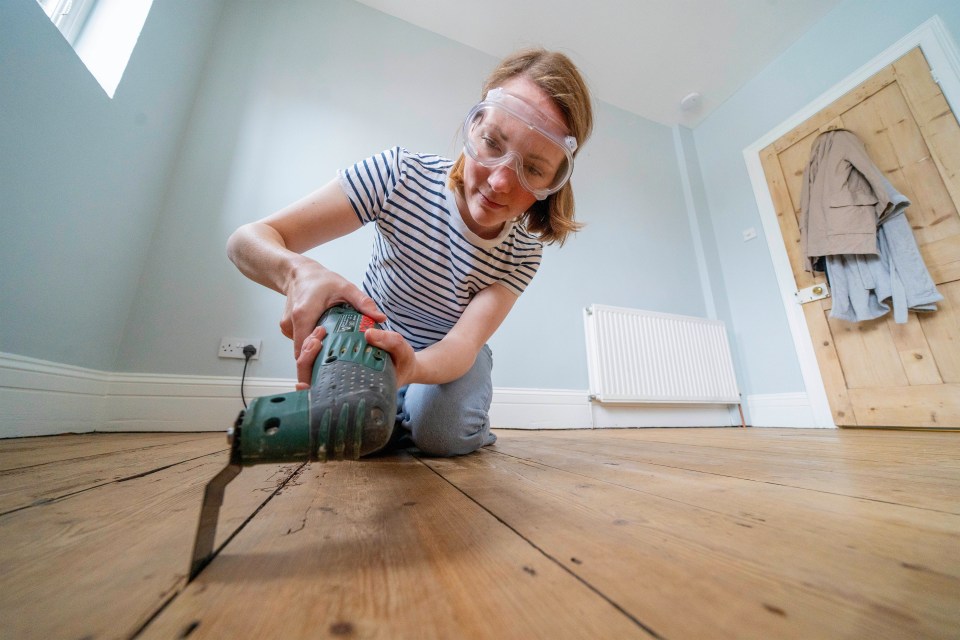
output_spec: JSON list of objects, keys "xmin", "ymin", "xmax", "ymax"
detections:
[
  {"xmin": 403, "ymin": 383, "xmax": 491, "ymax": 456},
  {"xmin": 399, "ymin": 345, "xmax": 494, "ymax": 456}
]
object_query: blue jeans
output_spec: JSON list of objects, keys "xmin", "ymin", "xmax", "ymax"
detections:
[{"xmin": 393, "ymin": 344, "xmax": 497, "ymax": 457}]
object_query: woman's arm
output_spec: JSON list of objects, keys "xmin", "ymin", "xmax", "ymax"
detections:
[
  {"xmin": 354, "ymin": 283, "xmax": 519, "ymax": 388},
  {"xmin": 226, "ymin": 178, "xmax": 385, "ymax": 360}
]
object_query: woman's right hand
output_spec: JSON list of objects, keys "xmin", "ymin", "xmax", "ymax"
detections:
[
  {"xmin": 280, "ymin": 259, "xmax": 386, "ymax": 384},
  {"xmin": 226, "ymin": 179, "xmax": 382, "ymax": 387}
]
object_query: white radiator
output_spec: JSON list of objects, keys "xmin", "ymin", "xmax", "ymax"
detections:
[{"xmin": 583, "ymin": 304, "xmax": 740, "ymax": 404}]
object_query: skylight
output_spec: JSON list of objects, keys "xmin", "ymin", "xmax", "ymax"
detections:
[{"xmin": 37, "ymin": 0, "xmax": 155, "ymax": 98}]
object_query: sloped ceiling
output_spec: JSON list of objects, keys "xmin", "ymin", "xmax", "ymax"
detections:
[{"xmin": 354, "ymin": 0, "xmax": 842, "ymax": 126}]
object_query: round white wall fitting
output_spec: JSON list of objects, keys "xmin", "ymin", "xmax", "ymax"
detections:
[{"xmin": 680, "ymin": 92, "xmax": 702, "ymax": 111}]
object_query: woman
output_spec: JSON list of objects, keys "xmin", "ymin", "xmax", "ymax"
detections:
[{"xmin": 227, "ymin": 48, "xmax": 593, "ymax": 456}]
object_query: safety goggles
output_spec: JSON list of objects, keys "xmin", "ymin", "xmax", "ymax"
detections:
[{"xmin": 459, "ymin": 87, "xmax": 578, "ymax": 200}]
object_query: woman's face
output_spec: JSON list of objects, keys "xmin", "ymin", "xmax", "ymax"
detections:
[{"xmin": 455, "ymin": 76, "xmax": 567, "ymax": 239}]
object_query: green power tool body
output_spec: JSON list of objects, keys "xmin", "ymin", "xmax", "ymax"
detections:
[{"xmin": 188, "ymin": 303, "xmax": 397, "ymax": 580}]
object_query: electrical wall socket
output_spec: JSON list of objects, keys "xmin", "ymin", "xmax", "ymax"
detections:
[{"xmin": 219, "ymin": 337, "xmax": 261, "ymax": 359}]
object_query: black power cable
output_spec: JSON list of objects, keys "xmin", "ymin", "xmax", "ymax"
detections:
[{"xmin": 241, "ymin": 344, "xmax": 257, "ymax": 408}]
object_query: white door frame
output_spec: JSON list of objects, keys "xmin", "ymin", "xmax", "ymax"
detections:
[{"xmin": 742, "ymin": 15, "xmax": 960, "ymax": 428}]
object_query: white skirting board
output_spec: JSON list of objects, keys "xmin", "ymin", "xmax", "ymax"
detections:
[
  {"xmin": 746, "ymin": 392, "xmax": 826, "ymax": 428},
  {"xmin": 0, "ymin": 352, "xmax": 824, "ymax": 438}
]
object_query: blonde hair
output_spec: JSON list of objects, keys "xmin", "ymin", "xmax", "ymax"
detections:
[{"xmin": 449, "ymin": 48, "xmax": 593, "ymax": 246}]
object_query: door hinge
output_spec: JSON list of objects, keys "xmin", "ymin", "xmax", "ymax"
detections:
[{"xmin": 795, "ymin": 283, "xmax": 830, "ymax": 304}]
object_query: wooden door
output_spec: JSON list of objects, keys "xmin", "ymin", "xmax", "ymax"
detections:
[{"xmin": 760, "ymin": 48, "xmax": 960, "ymax": 428}]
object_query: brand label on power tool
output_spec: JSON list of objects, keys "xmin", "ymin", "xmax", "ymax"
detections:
[{"xmin": 335, "ymin": 314, "xmax": 376, "ymax": 333}]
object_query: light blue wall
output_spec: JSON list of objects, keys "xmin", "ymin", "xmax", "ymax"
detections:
[
  {"xmin": 114, "ymin": 0, "xmax": 703, "ymax": 390},
  {"xmin": 0, "ymin": 0, "xmax": 224, "ymax": 370},
  {"xmin": 673, "ymin": 124, "xmax": 729, "ymax": 323},
  {"xmin": 693, "ymin": 0, "xmax": 960, "ymax": 395}
]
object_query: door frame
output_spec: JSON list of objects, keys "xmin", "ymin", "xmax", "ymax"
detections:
[{"xmin": 743, "ymin": 15, "xmax": 960, "ymax": 428}]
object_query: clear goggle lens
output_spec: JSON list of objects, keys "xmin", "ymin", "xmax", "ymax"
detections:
[{"xmin": 459, "ymin": 89, "xmax": 576, "ymax": 200}]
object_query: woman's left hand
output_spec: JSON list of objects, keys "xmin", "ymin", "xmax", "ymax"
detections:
[{"xmin": 363, "ymin": 328, "xmax": 419, "ymax": 388}]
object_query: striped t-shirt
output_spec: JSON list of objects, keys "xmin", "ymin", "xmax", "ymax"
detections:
[{"xmin": 337, "ymin": 147, "xmax": 543, "ymax": 351}]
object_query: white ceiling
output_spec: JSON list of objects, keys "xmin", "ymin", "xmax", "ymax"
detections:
[{"xmin": 353, "ymin": 0, "xmax": 843, "ymax": 127}]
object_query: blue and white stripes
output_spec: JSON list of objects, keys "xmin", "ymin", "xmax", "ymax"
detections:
[{"xmin": 338, "ymin": 147, "xmax": 542, "ymax": 350}]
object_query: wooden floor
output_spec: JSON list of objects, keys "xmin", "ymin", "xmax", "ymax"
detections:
[{"xmin": 0, "ymin": 428, "xmax": 958, "ymax": 639}]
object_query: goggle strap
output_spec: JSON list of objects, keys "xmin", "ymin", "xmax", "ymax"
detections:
[{"xmin": 483, "ymin": 88, "xmax": 577, "ymax": 151}]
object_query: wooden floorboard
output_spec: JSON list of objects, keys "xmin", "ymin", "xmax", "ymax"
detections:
[
  {"xmin": 140, "ymin": 452, "xmax": 649, "ymax": 640},
  {"xmin": 440, "ymin": 431, "xmax": 960, "ymax": 639},
  {"xmin": 0, "ymin": 428, "xmax": 957, "ymax": 639},
  {"xmin": 0, "ymin": 434, "xmax": 228, "ymax": 514},
  {"xmin": 518, "ymin": 429, "xmax": 960, "ymax": 512},
  {"xmin": 0, "ymin": 435, "xmax": 302, "ymax": 639},
  {"xmin": 0, "ymin": 433, "xmax": 217, "ymax": 472}
]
